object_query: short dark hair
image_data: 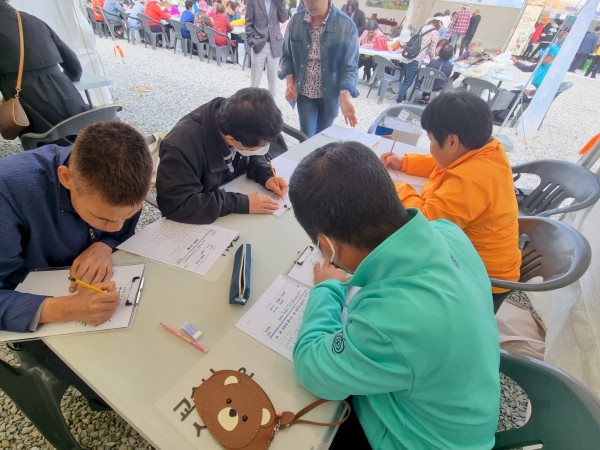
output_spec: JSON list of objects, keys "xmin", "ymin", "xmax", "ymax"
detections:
[
  {"xmin": 71, "ymin": 121, "xmax": 152, "ymax": 206},
  {"xmin": 438, "ymin": 43, "xmax": 453, "ymax": 61},
  {"xmin": 219, "ymin": 88, "xmax": 283, "ymax": 147},
  {"xmin": 185, "ymin": 0, "xmax": 193, "ymax": 9},
  {"xmin": 421, "ymin": 91, "xmax": 492, "ymax": 150},
  {"xmin": 347, "ymin": 0, "xmax": 359, "ymax": 11},
  {"xmin": 289, "ymin": 142, "xmax": 409, "ymax": 251},
  {"xmin": 554, "ymin": 18, "xmax": 563, "ymax": 25}
]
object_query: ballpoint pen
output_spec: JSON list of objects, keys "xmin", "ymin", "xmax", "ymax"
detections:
[
  {"xmin": 160, "ymin": 322, "xmax": 209, "ymax": 353},
  {"xmin": 67, "ymin": 276, "xmax": 104, "ymax": 293}
]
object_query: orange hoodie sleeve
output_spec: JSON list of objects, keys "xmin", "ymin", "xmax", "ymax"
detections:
[{"xmin": 401, "ymin": 153, "xmax": 438, "ymax": 178}]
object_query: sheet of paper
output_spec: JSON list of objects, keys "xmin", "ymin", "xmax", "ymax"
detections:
[
  {"xmin": 0, "ymin": 264, "xmax": 145, "ymax": 342},
  {"xmin": 236, "ymin": 275, "xmax": 310, "ymax": 362},
  {"xmin": 321, "ymin": 124, "xmax": 380, "ymax": 149},
  {"xmin": 118, "ymin": 218, "xmax": 238, "ymax": 275}
]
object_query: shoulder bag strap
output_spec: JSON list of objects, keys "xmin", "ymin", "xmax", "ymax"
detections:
[
  {"xmin": 278, "ymin": 399, "xmax": 352, "ymax": 429},
  {"xmin": 15, "ymin": 10, "xmax": 25, "ymax": 98}
]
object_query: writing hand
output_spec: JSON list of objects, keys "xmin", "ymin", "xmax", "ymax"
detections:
[
  {"xmin": 69, "ymin": 242, "xmax": 113, "ymax": 293},
  {"xmin": 248, "ymin": 192, "xmax": 280, "ymax": 214},
  {"xmin": 265, "ymin": 176, "xmax": 288, "ymax": 198},
  {"xmin": 313, "ymin": 260, "xmax": 349, "ymax": 285},
  {"xmin": 40, "ymin": 281, "xmax": 120, "ymax": 326},
  {"xmin": 379, "ymin": 152, "xmax": 403, "ymax": 170}
]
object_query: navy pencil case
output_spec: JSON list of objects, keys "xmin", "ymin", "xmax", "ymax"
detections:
[{"xmin": 229, "ymin": 243, "xmax": 251, "ymax": 305}]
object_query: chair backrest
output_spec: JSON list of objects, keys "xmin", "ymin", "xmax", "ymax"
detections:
[
  {"xmin": 367, "ymin": 104, "xmax": 425, "ymax": 134},
  {"xmin": 462, "ymin": 77, "xmax": 499, "ymax": 105},
  {"xmin": 489, "ymin": 216, "xmax": 591, "ymax": 292},
  {"xmin": 100, "ymin": 8, "xmax": 120, "ymax": 24},
  {"xmin": 416, "ymin": 67, "xmax": 447, "ymax": 92},
  {"xmin": 185, "ymin": 22, "xmax": 204, "ymax": 44},
  {"xmin": 20, "ymin": 106, "xmax": 121, "ymax": 150},
  {"xmin": 168, "ymin": 18, "xmax": 186, "ymax": 39},
  {"xmin": 203, "ymin": 25, "xmax": 218, "ymax": 48},
  {"xmin": 494, "ymin": 349, "xmax": 600, "ymax": 450},
  {"xmin": 85, "ymin": 6, "xmax": 96, "ymax": 23},
  {"xmin": 513, "ymin": 159, "xmax": 600, "ymax": 217},
  {"xmin": 372, "ymin": 55, "xmax": 401, "ymax": 80},
  {"xmin": 137, "ymin": 13, "xmax": 156, "ymax": 34}
]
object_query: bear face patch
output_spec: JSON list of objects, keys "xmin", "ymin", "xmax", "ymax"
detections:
[{"xmin": 193, "ymin": 370, "xmax": 277, "ymax": 450}]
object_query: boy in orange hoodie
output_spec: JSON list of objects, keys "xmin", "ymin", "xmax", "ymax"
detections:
[{"xmin": 380, "ymin": 91, "xmax": 521, "ymax": 298}]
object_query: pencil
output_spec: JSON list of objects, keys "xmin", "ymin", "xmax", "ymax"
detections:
[
  {"xmin": 390, "ymin": 140, "xmax": 397, "ymax": 154},
  {"xmin": 67, "ymin": 276, "xmax": 104, "ymax": 293},
  {"xmin": 160, "ymin": 322, "xmax": 209, "ymax": 353},
  {"xmin": 268, "ymin": 160, "xmax": 282, "ymax": 192}
]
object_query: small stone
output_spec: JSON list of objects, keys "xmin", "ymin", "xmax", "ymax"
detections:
[{"xmin": 2, "ymin": 440, "xmax": 10, "ymax": 448}]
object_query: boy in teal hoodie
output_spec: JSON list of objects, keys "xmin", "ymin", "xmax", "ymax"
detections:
[{"xmin": 289, "ymin": 142, "xmax": 500, "ymax": 449}]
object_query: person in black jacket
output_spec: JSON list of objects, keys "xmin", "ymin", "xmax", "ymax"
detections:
[
  {"xmin": 342, "ymin": 0, "xmax": 366, "ymax": 36},
  {"xmin": 156, "ymin": 88, "xmax": 287, "ymax": 225},
  {"xmin": 0, "ymin": 0, "xmax": 89, "ymax": 139}
]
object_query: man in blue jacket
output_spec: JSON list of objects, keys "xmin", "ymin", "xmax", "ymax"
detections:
[
  {"xmin": 289, "ymin": 142, "xmax": 500, "ymax": 449},
  {"xmin": 279, "ymin": 0, "xmax": 358, "ymax": 137},
  {"xmin": 0, "ymin": 121, "xmax": 152, "ymax": 409}
]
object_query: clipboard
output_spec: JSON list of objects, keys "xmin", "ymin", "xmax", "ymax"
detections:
[{"xmin": 0, "ymin": 263, "xmax": 146, "ymax": 342}]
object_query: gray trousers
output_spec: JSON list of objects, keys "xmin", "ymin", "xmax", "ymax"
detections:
[{"xmin": 250, "ymin": 44, "xmax": 280, "ymax": 98}]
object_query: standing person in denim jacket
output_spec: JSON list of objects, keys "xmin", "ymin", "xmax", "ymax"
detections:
[{"xmin": 279, "ymin": 0, "xmax": 359, "ymax": 137}]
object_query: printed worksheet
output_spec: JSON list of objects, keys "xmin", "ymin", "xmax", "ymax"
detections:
[
  {"xmin": 118, "ymin": 219, "xmax": 238, "ymax": 275},
  {"xmin": 321, "ymin": 124, "xmax": 380, "ymax": 149},
  {"xmin": 0, "ymin": 264, "xmax": 145, "ymax": 342},
  {"xmin": 235, "ymin": 276, "xmax": 310, "ymax": 361}
]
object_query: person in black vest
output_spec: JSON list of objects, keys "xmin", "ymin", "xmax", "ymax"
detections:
[
  {"xmin": 342, "ymin": 0, "xmax": 366, "ymax": 36},
  {"xmin": 0, "ymin": 0, "xmax": 89, "ymax": 140}
]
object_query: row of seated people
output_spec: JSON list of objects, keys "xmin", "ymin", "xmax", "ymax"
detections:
[{"xmin": 0, "ymin": 87, "xmax": 514, "ymax": 448}]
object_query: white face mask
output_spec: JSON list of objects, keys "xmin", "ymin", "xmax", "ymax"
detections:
[
  {"xmin": 317, "ymin": 235, "xmax": 336, "ymax": 265},
  {"xmin": 234, "ymin": 142, "xmax": 270, "ymax": 157}
]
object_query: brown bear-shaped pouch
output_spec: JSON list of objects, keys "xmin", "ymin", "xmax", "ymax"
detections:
[{"xmin": 193, "ymin": 370, "xmax": 277, "ymax": 450}]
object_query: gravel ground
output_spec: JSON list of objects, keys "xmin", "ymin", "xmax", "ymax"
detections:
[{"xmin": 0, "ymin": 35, "xmax": 599, "ymax": 449}]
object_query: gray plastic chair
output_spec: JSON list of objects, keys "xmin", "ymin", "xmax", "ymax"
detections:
[
  {"xmin": 462, "ymin": 77, "xmax": 499, "ymax": 108},
  {"xmin": 240, "ymin": 32, "xmax": 251, "ymax": 70},
  {"xmin": 495, "ymin": 349, "xmax": 600, "ymax": 450},
  {"xmin": 85, "ymin": 6, "xmax": 106, "ymax": 37},
  {"xmin": 204, "ymin": 26, "xmax": 235, "ymax": 66},
  {"xmin": 0, "ymin": 348, "xmax": 86, "ymax": 449},
  {"xmin": 20, "ymin": 106, "xmax": 121, "ymax": 150},
  {"xmin": 513, "ymin": 159, "xmax": 600, "ymax": 217},
  {"xmin": 100, "ymin": 8, "xmax": 122, "ymax": 41},
  {"xmin": 119, "ymin": 10, "xmax": 138, "ymax": 45},
  {"xmin": 168, "ymin": 18, "xmax": 191, "ymax": 56},
  {"xmin": 367, "ymin": 104, "xmax": 425, "ymax": 134},
  {"xmin": 366, "ymin": 55, "xmax": 403, "ymax": 104},
  {"xmin": 490, "ymin": 216, "xmax": 592, "ymax": 312},
  {"xmin": 185, "ymin": 22, "xmax": 208, "ymax": 62},
  {"xmin": 138, "ymin": 13, "xmax": 168, "ymax": 50},
  {"xmin": 407, "ymin": 67, "xmax": 448, "ymax": 103}
]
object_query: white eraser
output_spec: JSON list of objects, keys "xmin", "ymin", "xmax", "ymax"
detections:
[{"xmin": 181, "ymin": 322, "xmax": 203, "ymax": 341}]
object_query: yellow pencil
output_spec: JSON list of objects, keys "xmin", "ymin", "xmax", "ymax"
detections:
[
  {"xmin": 67, "ymin": 276, "xmax": 104, "ymax": 293},
  {"xmin": 268, "ymin": 160, "xmax": 282, "ymax": 192}
]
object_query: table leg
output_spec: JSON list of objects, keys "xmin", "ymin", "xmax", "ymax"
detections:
[{"xmin": 84, "ymin": 90, "xmax": 94, "ymax": 108}]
